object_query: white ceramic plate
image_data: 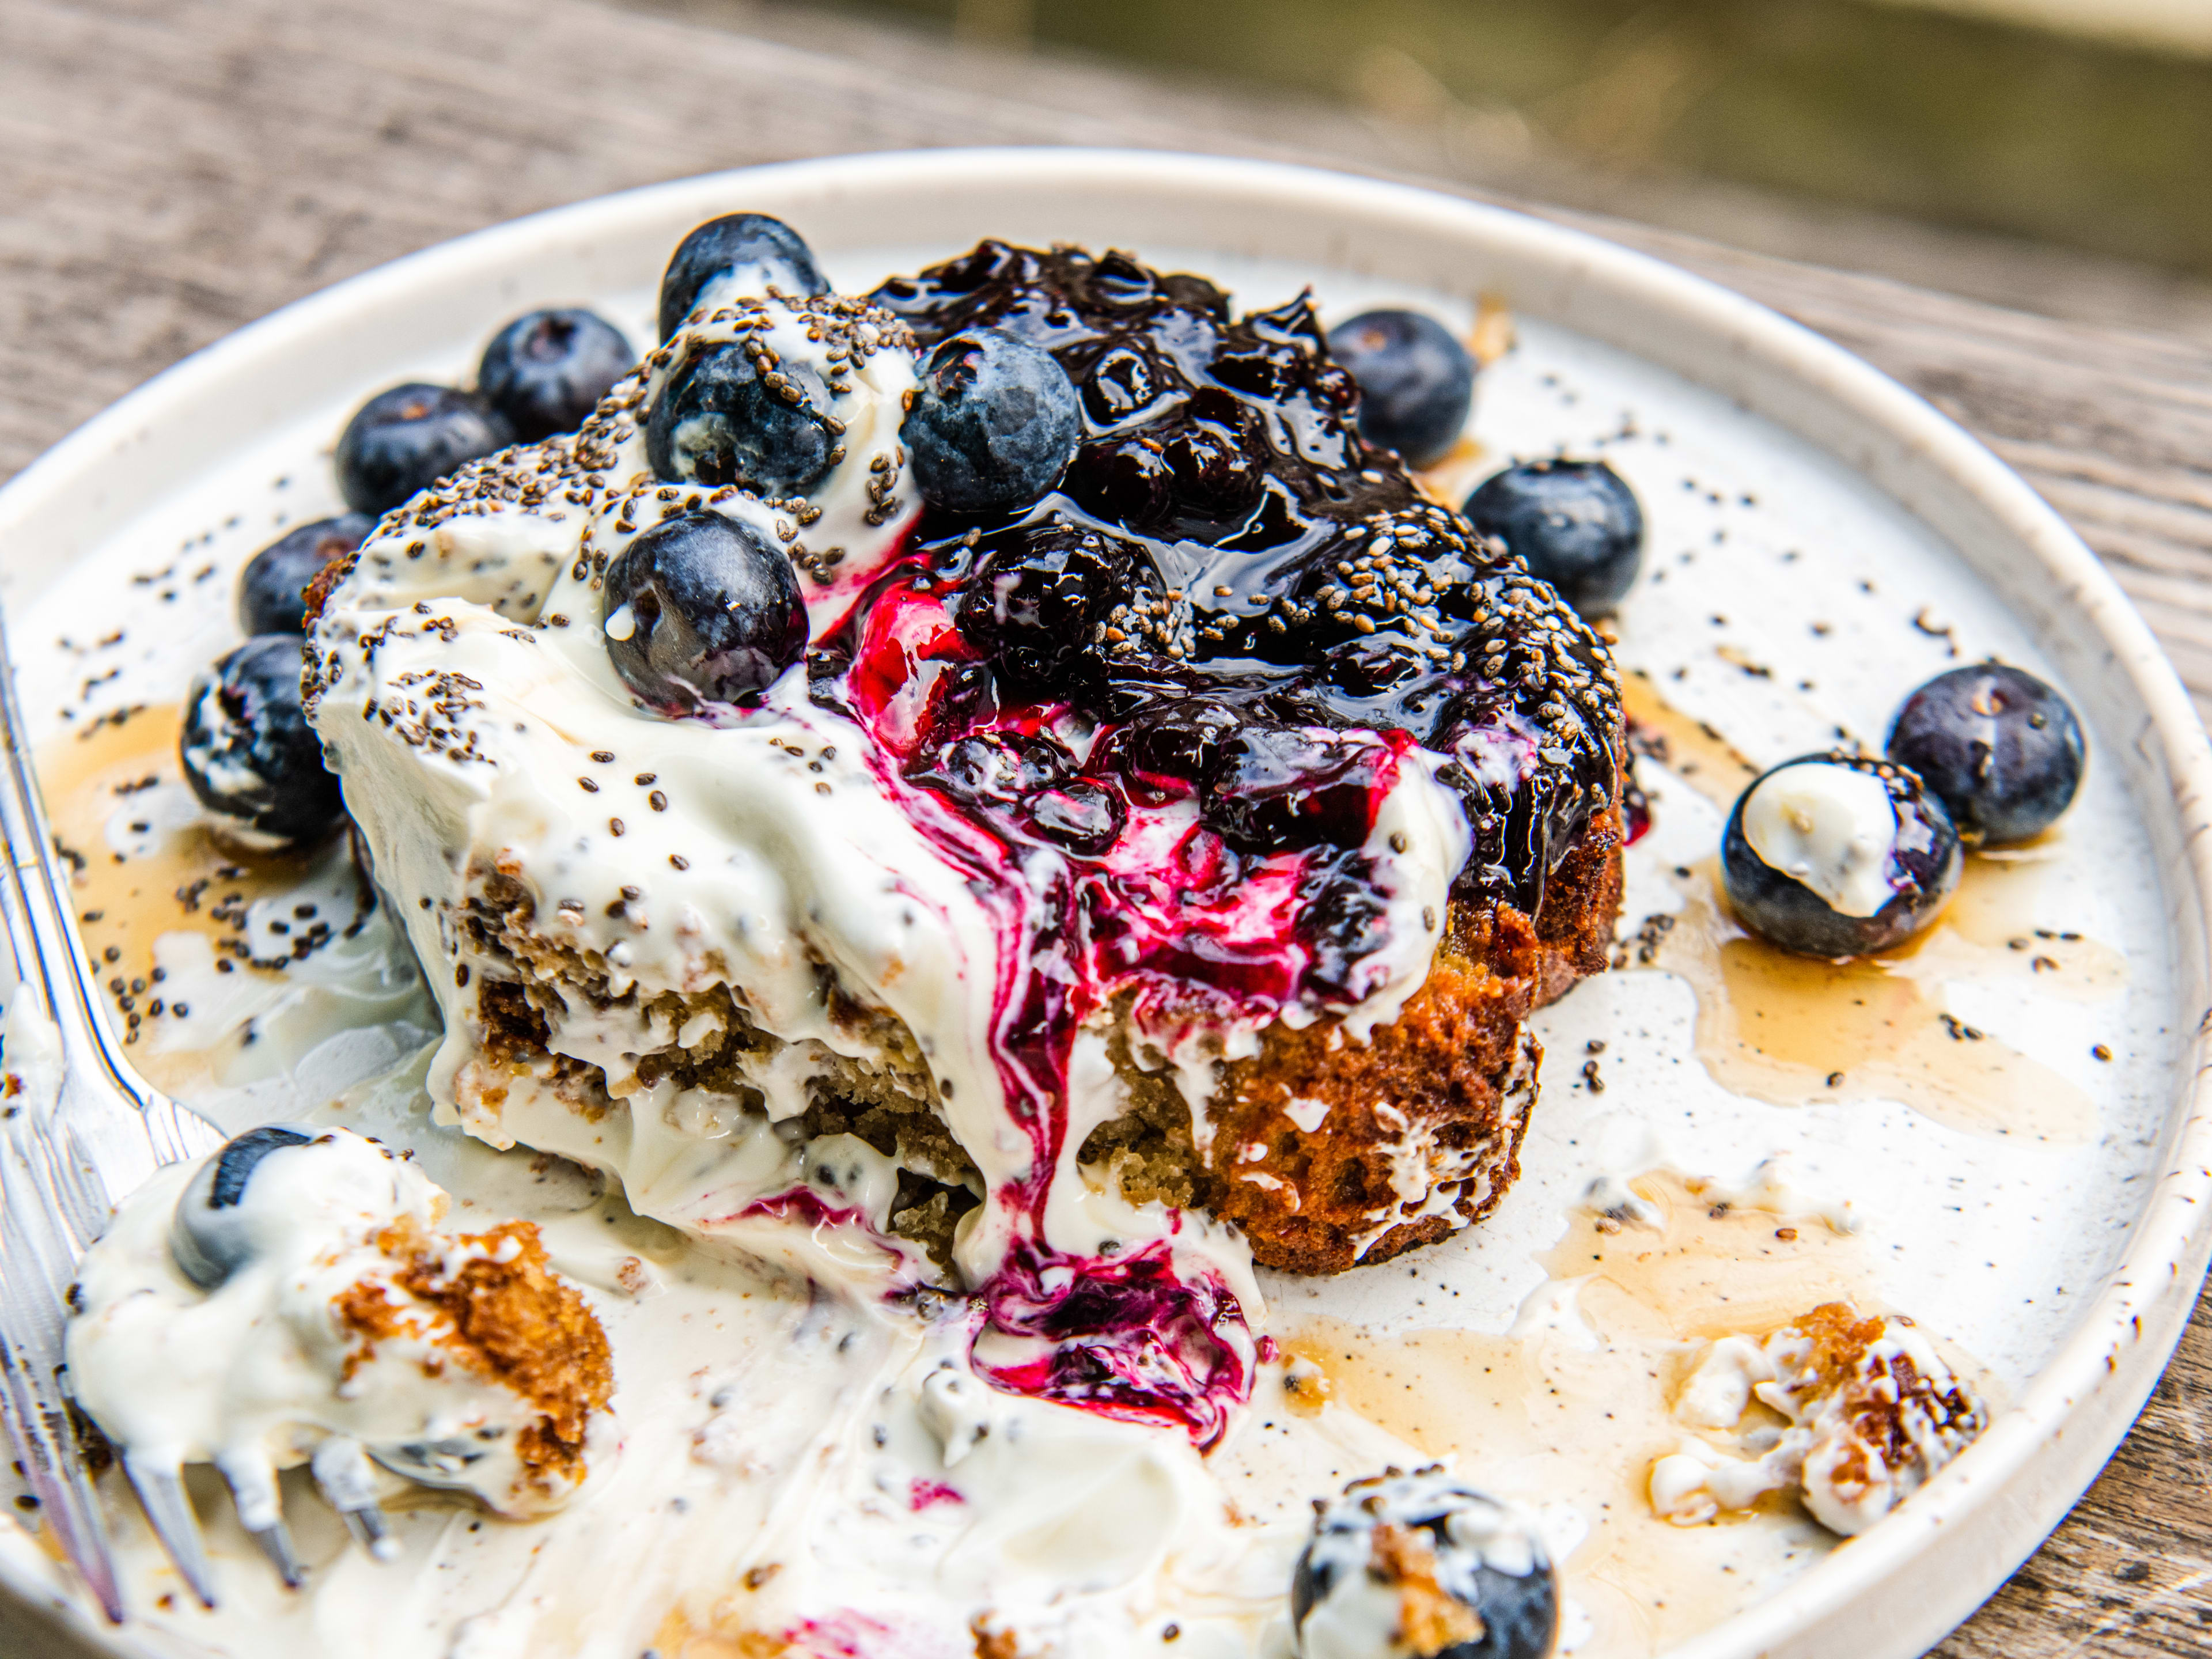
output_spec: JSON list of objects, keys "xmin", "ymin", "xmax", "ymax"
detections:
[{"xmin": 2, "ymin": 149, "xmax": 2209, "ymax": 1659}]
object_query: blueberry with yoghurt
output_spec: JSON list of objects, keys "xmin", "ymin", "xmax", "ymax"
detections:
[
  {"xmin": 601, "ymin": 510, "xmax": 809, "ymax": 712},
  {"xmin": 645, "ymin": 331, "xmax": 843, "ymax": 495},
  {"xmin": 1722, "ymin": 752, "xmax": 1962, "ymax": 957},
  {"xmin": 657, "ymin": 211, "xmax": 830, "ymax": 340},
  {"xmin": 67, "ymin": 1127, "xmax": 614, "ymax": 1587},
  {"xmin": 179, "ymin": 634, "xmax": 346, "ymax": 845},
  {"xmin": 1293, "ymin": 1467, "xmax": 1558, "ymax": 1659},
  {"xmin": 171, "ymin": 1126, "xmax": 321, "ymax": 1287}
]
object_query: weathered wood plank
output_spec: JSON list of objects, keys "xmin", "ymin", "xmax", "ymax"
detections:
[{"xmin": 4, "ymin": 0, "xmax": 2212, "ymax": 1652}]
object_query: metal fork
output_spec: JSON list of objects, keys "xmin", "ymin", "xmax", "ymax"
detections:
[{"xmin": 0, "ymin": 615, "xmax": 392, "ymax": 1616}]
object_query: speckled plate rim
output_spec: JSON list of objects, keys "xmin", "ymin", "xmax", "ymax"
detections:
[{"xmin": 1, "ymin": 147, "xmax": 2209, "ymax": 1659}]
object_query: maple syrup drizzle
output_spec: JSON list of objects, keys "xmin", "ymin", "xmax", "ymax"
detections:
[
  {"xmin": 1619, "ymin": 668, "xmax": 1762, "ymax": 808},
  {"xmin": 1617, "ymin": 669, "xmax": 2120, "ymax": 1141},
  {"xmin": 37, "ymin": 704, "xmax": 330, "ymax": 1096},
  {"xmin": 1287, "ymin": 1173, "xmax": 1885, "ymax": 1658}
]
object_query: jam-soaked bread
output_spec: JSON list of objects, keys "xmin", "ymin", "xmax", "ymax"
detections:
[{"xmin": 858, "ymin": 244, "xmax": 1626, "ymax": 1274}]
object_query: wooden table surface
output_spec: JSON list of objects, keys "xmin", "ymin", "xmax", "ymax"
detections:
[{"xmin": 6, "ymin": 0, "xmax": 2212, "ymax": 1650}]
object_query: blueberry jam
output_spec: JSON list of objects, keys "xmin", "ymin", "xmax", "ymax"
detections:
[
  {"xmin": 774, "ymin": 245, "xmax": 1623, "ymax": 1441},
  {"xmin": 862, "ymin": 243, "xmax": 1622, "ymax": 920},
  {"xmin": 973, "ymin": 1238, "xmax": 1257, "ymax": 1449}
]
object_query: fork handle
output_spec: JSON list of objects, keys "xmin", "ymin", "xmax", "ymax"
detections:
[
  {"xmin": 0, "ymin": 627, "xmax": 215, "ymax": 1184},
  {"xmin": 0, "ymin": 608, "xmax": 221, "ymax": 1622}
]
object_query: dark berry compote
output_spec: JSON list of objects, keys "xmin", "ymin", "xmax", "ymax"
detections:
[{"xmin": 846, "ymin": 242, "xmax": 1622, "ymax": 934}]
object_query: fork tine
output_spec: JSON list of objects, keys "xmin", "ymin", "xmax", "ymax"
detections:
[
  {"xmin": 247, "ymin": 1518, "xmax": 304, "ymax": 1589},
  {"xmin": 0, "ymin": 1126, "xmax": 127, "ymax": 1621},
  {"xmin": 0, "ymin": 1343, "xmax": 123, "ymax": 1621},
  {"xmin": 217, "ymin": 1453, "xmax": 303, "ymax": 1589},
  {"xmin": 0, "ymin": 582, "xmax": 236, "ymax": 1618},
  {"xmin": 335, "ymin": 1500, "xmax": 397, "ymax": 1561},
  {"xmin": 123, "ymin": 1453, "xmax": 217, "ymax": 1608},
  {"xmin": 310, "ymin": 1436, "xmax": 399, "ymax": 1562}
]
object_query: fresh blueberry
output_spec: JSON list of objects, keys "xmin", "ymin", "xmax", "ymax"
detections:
[
  {"xmin": 477, "ymin": 308, "xmax": 634, "ymax": 441},
  {"xmin": 903, "ymin": 328, "xmax": 1082, "ymax": 515},
  {"xmin": 171, "ymin": 1126, "xmax": 317, "ymax": 1288},
  {"xmin": 1463, "ymin": 459, "xmax": 1644, "ymax": 618},
  {"xmin": 603, "ymin": 511, "xmax": 807, "ymax": 713},
  {"xmin": 1328, "ymin": 309, "xmax": 1476, "ymax": 469},
  {"xmin": 1292, "ymin": 1467, "xmax": 1557, "ymax": 1659},
  {"xmin": 237, "ymin": 514, "xmax": 372, "ymax": 635},
  {"xmin": 1886, "ymin": 664, "xmax": 2085, "ymax": 845},
  {"xmin": 1722, "ymin": 752, "xmax": 1962, "ymax": 959},
  {"xmin": 335, "ymin": 384, "xmax": 514, "ymax": 517},
  {"xmin": 179, "ymin": 635, "xmax": 347, "ymax": 844},
  {"xmin": 646, "ymin": 341, "xmax": 836, "ymax": 497},
  {"xmin": 658, "ymin": 213, "xmax": 830, "ymax": 340}
]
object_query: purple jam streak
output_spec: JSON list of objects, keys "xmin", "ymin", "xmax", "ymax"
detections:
[
  {"xmin": 972, "ymin": 1238, "xmax": 1257, "ymax": 1451},
  {"xmin": 730, "ymin": 245, "xmax": 1618, "ymax": 1450}
]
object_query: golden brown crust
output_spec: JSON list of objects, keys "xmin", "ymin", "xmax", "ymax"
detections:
[
  {"xmin": 299, "ymin": 540, "xmax": 361, "ymax": 628},
  {"xmin": 1529, "ymin": 807, "xmax": 1627, "ymax": 1001},
  {"xmin": 450, "ymin": 790, "xmax": 1624, "ymax": 1282},
  {"xmin": 1371, "ymin": 1522, "xmax": 1485, "ymax": 1657},
  {"xmin": 1200, "ymin": 929, "xmax": 1536, "ymax": 1274},
  {"xmin": 337, "ymin": 1218, "xmax": 612, "ymax": 1491},
  {"xmin": 1194, "ymin": 805, "xmax": 1624, "ymax": 1275}
]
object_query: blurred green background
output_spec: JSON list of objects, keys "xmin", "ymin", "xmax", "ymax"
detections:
[{"xmin": 801, "ymin": 0, "xmax": 2212, "ymax": 282}]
